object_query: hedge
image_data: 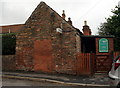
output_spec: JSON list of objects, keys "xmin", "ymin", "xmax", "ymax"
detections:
[{"xmin": 1, "ymin": 33, "xmax": 16, "ymax": 55}]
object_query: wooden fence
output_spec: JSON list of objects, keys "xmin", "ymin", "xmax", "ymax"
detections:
[
  {"xmin": 76, "ymin": 52, "xmax": 120, "ymax": 75},
  {"xmin": 114, "ymin": 52, "xmax": 120, "ymax": 59},
  {"xmin": 76, "ymin": 53, "xmax": 95, "ymax": 75}
]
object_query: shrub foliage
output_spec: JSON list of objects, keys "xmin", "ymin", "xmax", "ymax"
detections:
[{"xmin": 1, "ymin": 33, "xmax": 16, "ymax": 55}]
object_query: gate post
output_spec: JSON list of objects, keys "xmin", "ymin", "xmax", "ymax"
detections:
[{"xmin": 90, "ymin": 53, "xmax": 95, "ymax": 75}]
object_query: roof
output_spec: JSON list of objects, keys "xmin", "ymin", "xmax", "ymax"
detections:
[{"xmin": 80, "ymin": 35, "xmax": 114, "ymax": 38}]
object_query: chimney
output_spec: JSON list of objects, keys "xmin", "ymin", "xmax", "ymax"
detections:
[
  {"xmin": 82, "ymin": 21, "xmax": 91, "ymax": 35},
  {"xmin": 67, "ymin": 17, "xmax": 72, "ymax": 25},
  {"xmin": 62, "ymin": 10, "xmax": 66, "ymax": 19}
]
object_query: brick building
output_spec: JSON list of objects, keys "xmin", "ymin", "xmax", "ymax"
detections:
[
  {"xmin": 15, "ymin": 2, "xmax": 81, "ymax": 74},
  {"xmin": 1, "ymin": 24, "xmax": 24, "ymax": 33},
  {"xmin": 1, "ymin": 1, "xmax": 115, "ymax": 75}
]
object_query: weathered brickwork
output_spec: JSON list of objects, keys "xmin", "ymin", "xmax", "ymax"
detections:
[
  {"xmin": 2, "ymin": 55, "xmax": 16, "ymax": 71},
  {"xmin": 33, "ymin": 39, "xmax": 54, "ymax": 72},
  {"xmin": 1, "ymin": 2, "xmax": 116, "ymax": 75},
  {"xmin": 16, "ymin": 2, "xmax": 79, "ymax": 74},
  {"xmin": 1, "ymin": 24, "xmax": 24, "ymax": 33}
]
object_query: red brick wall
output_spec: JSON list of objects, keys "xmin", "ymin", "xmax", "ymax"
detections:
[
  {"xmin": 16, "ymin": 2, "xmax": 79, "ymax": 74},
  {"xmin": 95, "ymin": 37, "xmax": 114, "ymax": 72},
  {"xmin": 82, "ymin": 26, "xmax": 91, "ymax": 36},
  {"xmin": 96, "ymin": 37, "xmax": 114, "ymax": 55},
  {"xmin": 2, "ymin": 55, "xmax": 16, "ymax": 71},
  {"xmin": 1, "ymin": 24, "xmax": 24, "ymax": 33},
  {"xmin": 16, "ymin": 44, "xmax": 34, "ymax": 71},
  {"xmin": 34, "ymin": 39, "xmax": 54, "ymax": 73}
]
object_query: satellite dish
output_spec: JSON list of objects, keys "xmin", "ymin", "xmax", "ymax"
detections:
[{"xmin": 56, "ymin": 28, "xmax": 63, "ymax": 33}]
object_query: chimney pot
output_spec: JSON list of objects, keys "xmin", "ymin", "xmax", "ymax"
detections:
[
  {"xmin": 84, "ymin": 20, "xmax": 87, "ymax": 26},
  {"xmin": 62, "ymin": 10, "xmax": 66, "ymax": 19},
  {"xmin": 67, "ymin": 17, "xmax": 72, "ymax": 25},
  {"xmin": 82, "ymin": 21, "xmax": 91, "ymax": 35}
]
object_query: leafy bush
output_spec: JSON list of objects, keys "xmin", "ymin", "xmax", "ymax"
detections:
[
  {"xmin": 98, "ymin": 7, "xmax": 120, "ymax": 51},
  {"xmin": 1, "ymin": 33, "xmax": 16, "ymax": 55}
]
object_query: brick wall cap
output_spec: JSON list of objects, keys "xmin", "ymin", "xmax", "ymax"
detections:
[{"xmin": 80, "ymin": 35, "xmax": 115, "ymax": 38}]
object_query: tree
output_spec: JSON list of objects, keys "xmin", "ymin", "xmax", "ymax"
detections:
[{"xmin": 98, "ymin": 6, "xmax": 120, "ymax": 51}]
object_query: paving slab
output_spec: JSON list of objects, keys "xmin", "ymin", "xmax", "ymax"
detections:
[{"xmin": 2, "ymin": 72, "xmax": 115, "ymax": 87}]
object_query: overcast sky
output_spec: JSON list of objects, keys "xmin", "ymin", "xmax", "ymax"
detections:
[{"xmin": 0, "ymin": 0, "xmax": 120, "ymax": 34}]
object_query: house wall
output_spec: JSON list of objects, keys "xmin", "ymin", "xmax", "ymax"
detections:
[
  {"xmin": 76, "ymin": 34, "xmax": 81, "ymax": 53},
  {"xmin": 1, "ymin": 24, "xmax": 24, "ymax": 33},
  {"xmin": 16, "ymin": 2, "xmax": 79, "ymax": 74},
  {"xmin": 33, "ymin": 39, "xmax": 54, "ymax": 73},
  {"xmin": 2, "ymin": 55, "xmax": 16, "ymax": 71}
]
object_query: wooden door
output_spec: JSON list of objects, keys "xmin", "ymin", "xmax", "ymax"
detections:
[{"xmin": 95, "ymin": 55, "xmax": 112, "ymax": 73}]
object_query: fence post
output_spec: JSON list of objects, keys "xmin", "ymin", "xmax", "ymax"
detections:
[{"xmin": 90, "ymin": 52, "xmax": 95, "ymax": 75}]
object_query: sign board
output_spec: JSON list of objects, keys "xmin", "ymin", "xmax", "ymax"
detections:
[{"xmin": 99, "ymin": 38, "xmax": 109, "ymax": 52}]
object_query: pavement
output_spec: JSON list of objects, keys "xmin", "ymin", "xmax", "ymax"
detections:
[{"xmin": 2, "ymin": 71, "xmax": 115, "ymax": 87}]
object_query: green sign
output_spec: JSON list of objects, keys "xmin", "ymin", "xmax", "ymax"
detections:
[{"xmin": 99, "ymin": 38, "xmax": 109, "ymax": 52}]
